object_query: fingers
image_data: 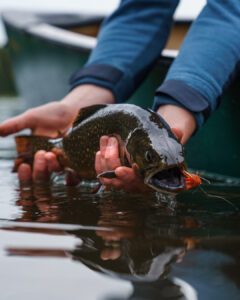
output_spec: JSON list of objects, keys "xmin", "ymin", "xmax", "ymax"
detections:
[
  {"xmin": 95, "ymin": 136, "xmax": 151, "ymax": 193},
  {"xmin": 115, "ymin": 166, "xmax": 135, "ymax": 181},
  {"xmin": 100, "ymin": 136, "xmax": 108, "ymax": 158},
  {"xmin": 18, "ymin": 163, "xmax": 32, "ymax": 182},
  {"xmin": 116, "ymin": 167, "xmax": 152, "ymax": 194},
  {"xmin": 99, "ymin": 136, "xmax": 121, "ymax": 171},
  {"xmin": 0, "ymin": 101, "xmax": 75, "ymax": 137},
  {"xmin": 45, "ymin": 152, "xmax": 62, "ymax": 173},
  {"xmin": 115, "ymin": 167, "xmax": 144, "ymax": 193},
  {"xmin": 0, "ymin": 111, "xmax": 32, "ymax": 137},
  {"xmin": 96, "ymin": 136, "xmax": 121, "ymax": 175},
  {"xmin": 17, "ymin": 150, "xmax": 63, "ymax": 183},
  {"xmin": 17, "ymin": 150, "xmax": 80, "ymax": 185},
  {"xmin": 104, "ymin": 137, "xmax": 121, "ymax": 170},
  {"xmin": 96, "ymin": 136, "xmax": 122, "ymax": 190},
  {"xmin": 33, "ymin": 151, "xmax": 50, "ymax": 181}
]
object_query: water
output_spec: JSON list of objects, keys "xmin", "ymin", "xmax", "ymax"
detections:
[{"xmin": 0, "ymin": 98, "xmax": 240, "ymax": 300}]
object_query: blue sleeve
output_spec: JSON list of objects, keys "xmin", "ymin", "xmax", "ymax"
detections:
[
  {"xmin": 70, "ymin": 0, "xmax": 179, "ymax": 101},
  {"xmin": 153, "ymin": 0, "xmax": 240, "ymax": 129}
]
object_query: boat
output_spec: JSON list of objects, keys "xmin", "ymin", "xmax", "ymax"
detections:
[{"xmin": 2, "ymin": 10, "xmax": 240, "ymax": 179}]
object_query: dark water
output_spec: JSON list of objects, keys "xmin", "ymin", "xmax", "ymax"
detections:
[{"xmin": 0, "ymin": 99, "xmax": 240, "ymax": 300}]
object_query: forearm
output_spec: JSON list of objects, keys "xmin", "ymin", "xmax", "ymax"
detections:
[{"xmin": 153, "ymin": 0, "xmax": 240, "ymax": 129}]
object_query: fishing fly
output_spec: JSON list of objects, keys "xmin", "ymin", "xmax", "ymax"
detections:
[{"xmin": 181, "ymin": 169, "xmax": 238, "ymax": 211}]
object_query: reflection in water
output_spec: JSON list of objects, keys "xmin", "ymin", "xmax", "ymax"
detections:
[
  {"xmin": 1, "ymin": 179, "xmax": 240, "ymax": 300},
  {"xmin": 0, "ymin": 100, "xmax": 240, "ymax": 299}
]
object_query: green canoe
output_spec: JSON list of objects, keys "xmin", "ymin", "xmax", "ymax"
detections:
[{"xmin": 2, "ymin": 11, "xmax": 240, "ymax": 179}]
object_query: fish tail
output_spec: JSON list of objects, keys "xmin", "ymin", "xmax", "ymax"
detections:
[{"xmin": 13, "ymin": 135, "xmax": 54, "ymax": 172}]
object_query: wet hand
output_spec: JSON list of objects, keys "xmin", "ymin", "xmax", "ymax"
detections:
[
  {"xmin": 0, "ymin": 101, "xmax": 76, "ymax": 137},
  {"xmin": 0, "ymin": 84, "xmax": 114, "ymax": 137},
  {"xmin": 0, "ymin": 84, "xmax": 115, "ymax": 183},
  {"xmin": 18, "ymin": 150, "xmax": 62, "ymax": 182},
  {"xmin": 17, "ymin": 150, "xmax": 79, "ymax": 185},
  {"xmin": 0, "ymin": 101, "xmax": 77, "ymax": 183},
  {"xmin": 95, "ymin": 136, "xmax": 152, "ymax": 194}
]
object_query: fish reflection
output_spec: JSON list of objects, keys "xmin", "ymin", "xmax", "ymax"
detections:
[{"xmin": 1, "ymin": 182, "xmax": 240, "ymax": 299}]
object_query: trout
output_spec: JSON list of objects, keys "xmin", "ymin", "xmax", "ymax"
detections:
[{"xmin": 14, "ymin": 104, "xmax": 187, "ymax": 193}]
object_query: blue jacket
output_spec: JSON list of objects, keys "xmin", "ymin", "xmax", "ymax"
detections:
[{"xmin": 70, "ymin": 0, "xmax": 240, "ymax": 129}]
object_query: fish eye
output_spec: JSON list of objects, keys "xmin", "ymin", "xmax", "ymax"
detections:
[{"xmin": 145, "ymin": 150, "xmax": 153, "ymax": 162}]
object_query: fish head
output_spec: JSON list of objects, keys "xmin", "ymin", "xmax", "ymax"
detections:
[{"xmin": 126, "ymin": 124, "xmax": 186, "ymax": 194}]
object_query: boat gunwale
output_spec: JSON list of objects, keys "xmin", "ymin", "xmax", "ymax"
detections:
[{"xmin": 2, "ymin": 10, "xmax": 188, "ymax": 61}]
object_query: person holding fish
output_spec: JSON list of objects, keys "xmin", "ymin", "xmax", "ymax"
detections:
[{"xmin": 0, "ymin": 0, "xmax": 239, "ymax": 193}]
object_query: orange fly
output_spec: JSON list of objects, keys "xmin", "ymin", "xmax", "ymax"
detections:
[
  {"xmin": 181, "ymin": 170, "xmax": 239, "ymax": 211},
  {"xmin": 181, "ymin": 170, "xmax": 202, "ymax": 191}
]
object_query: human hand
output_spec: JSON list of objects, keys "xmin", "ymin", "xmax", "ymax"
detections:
[
  {"xmin": 0, "ymin": 100, "xmax": 76, "ymax": 182},
  {"xmin": 95, "ymin": 136, "xmax": 152, "ymax": 194},
  {"xmin": 0, "ymin": 84, "xmax": 114, "ymax": 182},
  {"xmin": 0, "ymin": 84, "xmax": 114, "ymax": 138},
  {"xmin": 0, "ymin": 101, "xmax": 77, "ymax": 138},
  {"xmin": 94, "ymin": 104, "xmax": 196, "ymax": 193},
  {"xmin": 157, "ymin": 104, "xmax": 196, "ymax": 145}
]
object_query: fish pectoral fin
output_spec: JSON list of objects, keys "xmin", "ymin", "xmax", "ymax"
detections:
[
  {"xmin": 91, "ymin": 183, "xmax": 104, "ymax": 194},
  {"xmin": 13, "ymin": 135, "xmax": 53, "ymax": 172},
  {"xmin": 97, "ymin": 170, "xmax": 117, "ymax": 179}
]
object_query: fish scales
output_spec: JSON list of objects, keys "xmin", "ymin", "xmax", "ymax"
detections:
[
  {"xmin": 62, "ymin": 107, "xmax": 141, "ymax": 174},
  {"xmin": 13, "ymin": 104, "xmax": 187, "ymax": 193}
]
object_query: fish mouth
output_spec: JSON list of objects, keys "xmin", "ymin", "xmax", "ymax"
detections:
[{"xmin": 145, "ymin": 166, "xmax": 185, "ymax": 193}]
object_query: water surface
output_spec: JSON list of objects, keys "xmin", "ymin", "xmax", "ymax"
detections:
[{"xmin": 0, "ymin": 98, "xmax": 240, "ymax": 300}]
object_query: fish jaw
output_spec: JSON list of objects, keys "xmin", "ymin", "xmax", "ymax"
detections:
[{"xmin": 144, "ymin": 166, "xmax": 186, "ymax": 194}]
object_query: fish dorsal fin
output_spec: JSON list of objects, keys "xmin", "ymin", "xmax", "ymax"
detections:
[{"xmin": 73, "ymin": 104, "xmax": 107, "ymax": 127}]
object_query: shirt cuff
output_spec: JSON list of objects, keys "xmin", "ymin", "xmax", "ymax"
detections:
[
  {"xmin": 153, "ymin": 79, "xmax": 212, "ymax": 130},
  {"xmin": 69, "ymin": 64, "xmax": 134, "ymax": 103}
]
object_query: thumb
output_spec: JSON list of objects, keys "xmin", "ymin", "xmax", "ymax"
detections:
[{"xmin": 171, "ymin": 127, "xmax": 184, "ymax": 144}]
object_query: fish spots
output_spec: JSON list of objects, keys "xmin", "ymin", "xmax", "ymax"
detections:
[{"xmin": 59, "ymin": 104, "xmax": 186, "ymax": 186}]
